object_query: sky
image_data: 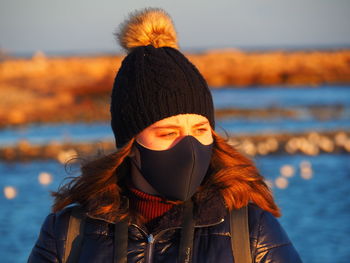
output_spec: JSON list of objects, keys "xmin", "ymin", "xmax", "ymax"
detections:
[{"xmin": 1, "ymin": 0, "xmax": 350, "ymax": 55}]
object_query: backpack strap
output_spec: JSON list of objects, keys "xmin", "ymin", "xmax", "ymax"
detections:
[
  {"xmin": 230, "ymin": 206, "xmax": 252, "ymax": 263},
  {"xmin": 114, "ymin": 216, "xmax": 129, "ymax": 263},
  {"xmin": 63, "ymin": 206, "xmax": 86, "ymax": 263},
  {"xmin": 178, "ymin": 200, "xmax": 195, "ymax": 263}
]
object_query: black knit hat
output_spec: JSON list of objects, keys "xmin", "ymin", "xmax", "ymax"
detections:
[{"xmin": 110, "ymin": 8, "xmax": 215, "ymax": 147}]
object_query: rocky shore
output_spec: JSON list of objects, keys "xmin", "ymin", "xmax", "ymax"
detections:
[
  {"xmin": 1, "ymin": 49, "xmax": 349, "ymax": 128},
  {"xmin": 1, "ymin": 130, "xmax": 349, "ymax": 162}
]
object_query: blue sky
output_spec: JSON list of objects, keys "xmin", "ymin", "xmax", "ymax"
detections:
[{"xmin": 1, "ymin": 0, "xmax": 349, "ymax": 55}]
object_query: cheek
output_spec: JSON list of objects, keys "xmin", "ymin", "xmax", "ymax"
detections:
[
  {"xmin": 194, "ymin": 132, "xmax": 214, "ymax": 145},
  {"xmin": 197, "ymin": 133, "xmax": 213, "ymax": 145}
]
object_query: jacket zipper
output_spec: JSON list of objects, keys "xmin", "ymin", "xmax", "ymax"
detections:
[
  {"xmin": 145, "ymin": 234, "xmax": 155, "ymax": 263},
  {"xmin": 132, "ymin": 218, "xmax": 225, "ymax": 263}
]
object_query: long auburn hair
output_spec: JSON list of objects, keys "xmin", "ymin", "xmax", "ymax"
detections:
[{"xmin": 52, "ymin": 131, "xmax": 281, "ymax": 220}]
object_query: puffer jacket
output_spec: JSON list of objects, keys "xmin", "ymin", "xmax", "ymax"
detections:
[{"xmin": 28, "ymin": 188, "xmax": 302, "ymax": 263}]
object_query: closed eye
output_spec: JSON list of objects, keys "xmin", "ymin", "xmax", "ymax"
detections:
[
  {"xmin": 158, "ymin": 132, "xmax": 178, "ymax": 138},
  {"xmin": 193, "ymin": 128, "xmax": 209, "ymax": 135}
]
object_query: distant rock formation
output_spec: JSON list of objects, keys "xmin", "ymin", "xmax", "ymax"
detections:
[{"xmin": 0, "ymin": 49, "xmax": 349, "ymax": 127}]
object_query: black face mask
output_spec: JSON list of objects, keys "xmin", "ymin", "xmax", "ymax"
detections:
[{"xmin": 134, "ymin": 136, "xmax": 213, "ymax": 201}]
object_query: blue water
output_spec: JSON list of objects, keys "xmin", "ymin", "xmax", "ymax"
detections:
[
  {"xmin": 0, "ymin": 122, "xmax": 114, "ymax": 146},
  {"xmin": 212, "ymin": 85, "xmax": 350, "ymax": 109},
  {"xmin": 0, "ymin": 85, "xmax": 349, "ymax": 146},
  {"xmin": 218, "ymin": 117, "xmax": 350, "ymax": 134},
  {"xmin": 0, "ymin": 161, "xmax": 65, "ymax": 263},
  {"xmin": 0, "ymin": 154, "xmax": 349, "ymax": 262},
  {"xmin": 256, "ymin": 154, "xmax": 350, "ymax": 262}
]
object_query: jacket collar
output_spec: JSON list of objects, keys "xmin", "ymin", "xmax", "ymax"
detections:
[
  {"xmin": 85, "ymin": 185, "xmax": 227, "ymax": 232},
  {"xmin": 144, "ymin": 187, "xmax": 227, "ymax": 234}
]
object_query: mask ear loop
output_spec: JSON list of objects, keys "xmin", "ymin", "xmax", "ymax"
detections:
[
  {"xmin": 128, "ymin": 144, "xmax": 143, "ymax": 175},
  {"xmin": 129, "ymin": 155, "xmax": 143, "ymax": 175}
]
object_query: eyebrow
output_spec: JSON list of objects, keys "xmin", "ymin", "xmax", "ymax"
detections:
[{"xmin": 151, "ymin": 121, "xmax": 209, "ymax": 130}]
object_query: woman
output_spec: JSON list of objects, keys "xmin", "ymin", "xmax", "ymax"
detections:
[{"xmin": 28, "ymin": 8, "xmax": 302, "ymax": 263}]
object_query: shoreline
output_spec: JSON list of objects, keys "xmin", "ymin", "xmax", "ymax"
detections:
[
  {"xmin": 1, "ymin": 130, "xmax": 349, "ymax": 162},
  {"xmin": 0, "ymin": 103, "xmax": 347, "ymax": 129}
]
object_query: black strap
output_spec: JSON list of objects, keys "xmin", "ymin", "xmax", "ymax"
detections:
[
  {"xmin": 63, "ymin": 206, "xmax": 86, "ymax": 263},
  {"xmin": 230, "ymin": 206, "xmax": 252, "ymax": 263},
  {"xmin": 178, "ymin": 200, "xmax": 195, "ymax": 263},
  {"xmin": 114, "ymin": 217, "xmax": 129, "ymax": 263}
]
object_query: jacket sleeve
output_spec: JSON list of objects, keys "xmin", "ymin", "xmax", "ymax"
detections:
[
  {"xmin": 27, "ymin": 213, "xmax": 60, "ymax": 263},
  {"xmin": 254, "ymin": 211, "xmax": 303, "ymax": 263}
]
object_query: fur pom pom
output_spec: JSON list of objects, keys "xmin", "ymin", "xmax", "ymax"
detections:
[{"xmin": 116, "ymin": 8, "xmax": 178, "ymax": 52}]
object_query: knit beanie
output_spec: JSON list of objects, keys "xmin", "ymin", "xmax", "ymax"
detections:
[{"xmin": 110, "ymin": 8, "xmax": 215, "ymax": 147}]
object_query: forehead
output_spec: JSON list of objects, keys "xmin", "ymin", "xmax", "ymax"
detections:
[{"xmin": 151, "ymin": 114, "xmax": 209, "ymax": 127}]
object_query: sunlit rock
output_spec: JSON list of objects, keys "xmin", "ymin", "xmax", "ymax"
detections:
[
  {"xmin": 335, "ymin": 132, "xmax": 347, "ymax": 146},
  {"xmin": 308, "ymin": 132, "xmax": 320, "ymax": 144},
  {"xmin": 257, "ymin": 142, "xmax": 269, "ymax": 155},
  {"xmin": 8, "ymin": 110, "xmax": 26, "ymax": 125},
  {"xmin": 266, "ymin": 137, "xmax": 279, "ymax": 152},
  {"xmin": 57, "ymin": 149, "xmax": 78, "ymax": 164},
  {"xmin": 17, "ymin": 140, "xmax": 31, "ymax": 153},
  {"xmin": 1, "ymin": 147, "xmax": 16, "ymax": 161},
  {"xmin": 43, "ymin": 141, "xmax": 61, "ymax": 158},
  {"xmin": 318, "ymin": 136, "xmax": 334, "ymax": 152},
  {"xmin": 344, "ymin": 140, "xmax": 350, "ymax": 152},
  {"xmin": 241, "ymin": 140, "xmax": 256, "ymax": 156},
  {"xmin": 300, "ymin": 139, "xmax": 319, "ymax": 155},
  {"xmin": 285, "ymin": 138, "xmax": 298, "ymax": 154}
]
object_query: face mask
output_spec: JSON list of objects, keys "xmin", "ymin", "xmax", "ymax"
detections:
[{"xmin": 133, "ymin": 136, "xmax": 213, "ymax": 201}]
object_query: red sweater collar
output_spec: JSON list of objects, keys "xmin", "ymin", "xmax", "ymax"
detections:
[{"xmin": 128, "ymin": 186, "xmax": 174, "ymax": 222}]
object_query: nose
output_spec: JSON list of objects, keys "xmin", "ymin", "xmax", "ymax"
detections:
[{"xmin": 169, "ymin": 134, "xmax": 200, "ymax": 150}]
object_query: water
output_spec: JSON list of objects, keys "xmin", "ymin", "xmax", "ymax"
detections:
[
  {"xmin": 0, "ymin": 85, "xmax": 350, "ymax": 262},
  {"xmin": 256, "ymin": 154, "xmax": 350, "ymax": 262},
  {"xmin": 1, "ymin": 85, "xmax": 349, "ymax": 146},
  {"xmin": 212, "ymin": 85, "xmax": 350, "ymax": 109},
  {"xmin": 214, "ymin": 86, "xmax": 350, "ymax": 133},
  {"xmin": 0, "ymin": 122, "xmax": 114, "ymax": 147},
  {"xmin": 0, "ymin": 161, "xmax": 64, "ymax": 263}
]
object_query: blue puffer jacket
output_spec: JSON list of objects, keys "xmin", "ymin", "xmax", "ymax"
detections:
[{"xmin": 28, "ymin": 189, "xmax": 302, "ymax": 263}]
